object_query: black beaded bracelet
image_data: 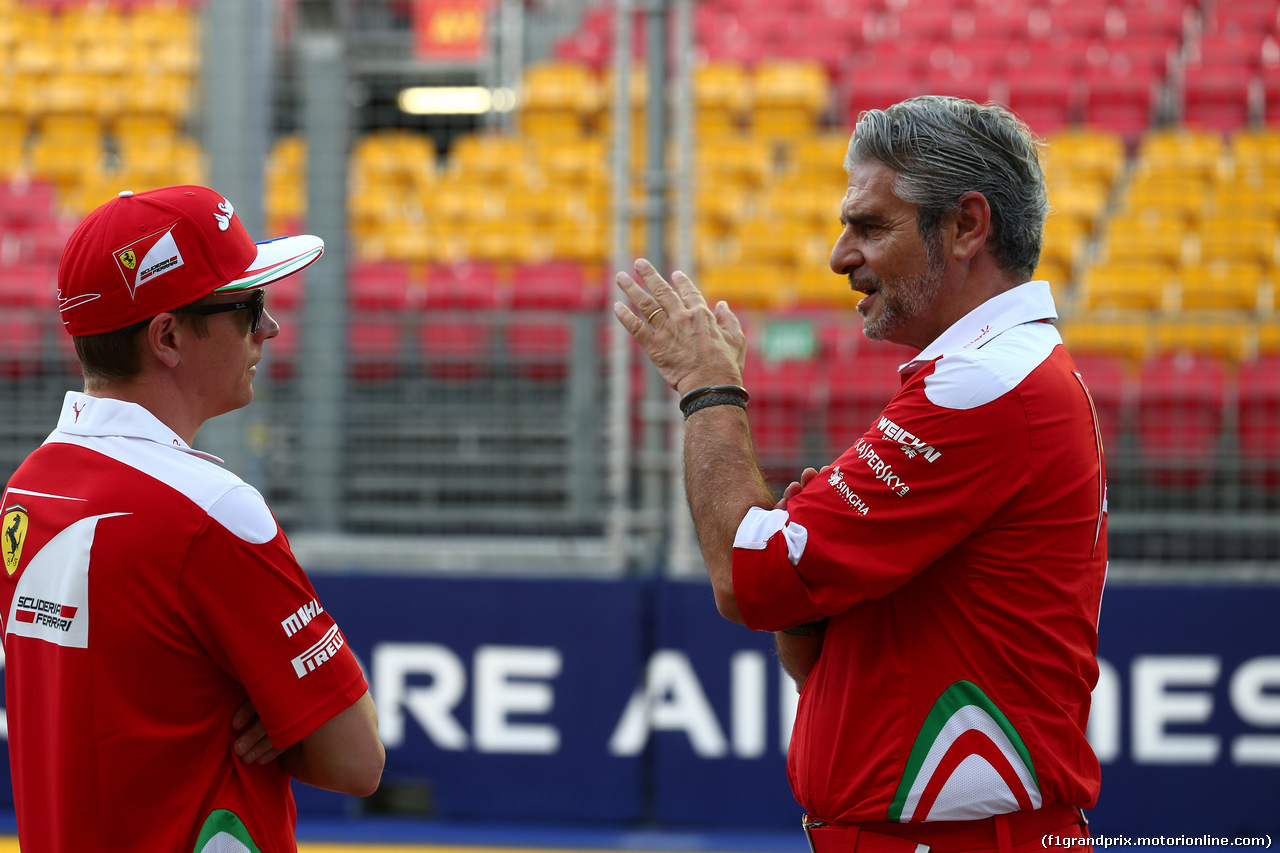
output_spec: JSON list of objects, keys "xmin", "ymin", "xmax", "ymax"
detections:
[
  {"xmin": 678, "ymin": 384, "xmax": 750, "ymax": 419},
  {"xmin": 682, "ymin": 392, "xmax": 749, "ymax": 419}
]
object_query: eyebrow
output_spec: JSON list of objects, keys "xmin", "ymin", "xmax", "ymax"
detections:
[{"xmin": 839, "ymin": 210, "xmax": 882, "ymax": 227}]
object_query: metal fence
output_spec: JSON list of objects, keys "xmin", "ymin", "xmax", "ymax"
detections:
[{"xmin": 1, "ymin": 0, "xmax": 1277, "ymax": 575}]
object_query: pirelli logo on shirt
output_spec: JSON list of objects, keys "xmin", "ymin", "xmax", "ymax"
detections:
[
  {"xmin": 291, "ymin": 623, "xmax": 346, "ymax": 678},
  {"xmin": 877, "ymin": 416, "xmax": 941, "ymax": 463}
]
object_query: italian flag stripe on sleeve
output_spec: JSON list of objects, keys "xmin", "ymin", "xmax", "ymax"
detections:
[
  {"xmin": 192, "ymin": 809, "xmax": 263, "ymax": 853},
  {"xmin": 889, "ymin": 680, "xmax": 1042, "ymax": 822}
]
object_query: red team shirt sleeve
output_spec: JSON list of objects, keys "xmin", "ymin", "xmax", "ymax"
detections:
[
  {"xmin": 732, "ymin": 367, "xmax": 1035, "ymax": 632},
  {"xmin": 177, "ymin": 515, "xmax": 369, "ymax": 751}
]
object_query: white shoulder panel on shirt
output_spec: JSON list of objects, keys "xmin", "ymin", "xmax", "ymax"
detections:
[
  {"xmin": 923, "ymin": 321, "xmax": 1062, "ymax": 411},
  {"xmin": 47, "ymin": 431, "xmax": 279, "ymax": 545}
]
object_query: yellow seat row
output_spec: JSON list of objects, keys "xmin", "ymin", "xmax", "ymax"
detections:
[
  {"xmin": 1060, "ymin": 318, "xmax": 1280, "ymax": 363},
  {"xmin": 517, "ymin": 59, "xmax": 832, "ymax": 140}
]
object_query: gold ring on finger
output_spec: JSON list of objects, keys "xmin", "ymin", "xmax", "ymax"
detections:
[{"xmin": 646, "ymin": 307, "xmax": 665, "ymax": 324}]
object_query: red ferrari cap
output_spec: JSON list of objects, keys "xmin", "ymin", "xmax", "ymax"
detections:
[{"xmin": 57, "ymin": 185, "xmax": 324, "ymax": 336}]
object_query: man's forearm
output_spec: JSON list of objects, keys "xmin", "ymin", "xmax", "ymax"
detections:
[
  {"xmin": 776, "ymin": 631, "xmax": 824, "ymax": 690},
  {"xmin": 682, "ymin": 404, "xmax": 775, "ymax": 624}
]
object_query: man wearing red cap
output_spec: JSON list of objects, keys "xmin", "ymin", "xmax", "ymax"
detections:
[{"xmin": 0, "ymin": 186, "xmax": 384, "ymax": 852}]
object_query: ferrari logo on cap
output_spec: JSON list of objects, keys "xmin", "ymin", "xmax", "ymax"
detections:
[
  {"xmin": 215, "ymin": 198, "xmax": 234, "ymax": 231},
  {"xmin": 3, "ymin": 504, "xmax": 28, "ymax": 577},
  {"xmin": 118, "ymin": 249, "xmax": 137, "ymax": 270}
]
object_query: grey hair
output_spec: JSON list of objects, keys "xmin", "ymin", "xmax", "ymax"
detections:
[{"xmin": 844, "ymin": 96, "xmax": 1049, "ymax": 279}]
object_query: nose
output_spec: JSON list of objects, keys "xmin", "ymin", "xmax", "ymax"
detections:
[
  {"xmin": 258, "ymin": 309, "xmax": 281, "ymax": 341},
  {"xmin": 830, "ymin": 227, "xmax": 861, "ymax": 276}
]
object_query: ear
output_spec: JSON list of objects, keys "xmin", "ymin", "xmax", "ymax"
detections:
[
  {"xmin": 949, "ymin": 191, "xmax": 991, "ymax": 262},
  {"xmin": 142, "ymin": 314, "xmax": 184, "ymax": 368}
]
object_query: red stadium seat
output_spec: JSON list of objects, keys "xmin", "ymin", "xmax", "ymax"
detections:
[
  {"xmin": 1004, "ymin": 73, "xmax": 1082, "ymax": 136},
  {"xmin": 349, "ymin": 261, "xmax": 412, "ymax": 311},
  {"xmin": 846, "ymin": 72, "xmax": 928, "ymax": 121},
  {"xmin": 1116, "ymin": 7, "xmax": 1189, "ymax": 40},
  {"xmin": 1181, "ymin": 68, "xmax": 1253, "ymax": 134},
  {"xmin": 1081, "ymin": 68, "xmax": 1160, "ymax": 143},
  {"xmin": 0, "ymin": 311, "xmax": 43, "ymax": 378},
  {"xmin": 506, "ymin": 261, "xmax": 598, "ymax": 383},
  {"xmin": 265, "ymin": 310, "xmax": 298, "ymax": 381},
  {"xmin": 742, "ymin": 357, "xmax": 822, "ymax": 481},
  {"xmin": 0, "ymin": 180, "xmax": 58, "ymax": 229},
  {"xmin": 419, "ymin": 262, "xmax": 501, "ymax": 381},
  {"xmin": 1071, "ymin": 352, "xmax": 1129, "ymax": 459},
  {"xmin": 266, "ymin": 270, "xmax": 305, "ymax": 312},
  {"xmin": 0, "ymin": 263, "xmax": 57, "ymax": 309},
  {"xmin": 823, "ymin": 348, "xmax": 907, "ymax": 459},
  {"xmin": 348, "ymin": 320, "xmax": 403, "ymax": 382},
  {"xmin": 1237, "ymin": 355, "xmax": 1280, "ymax": 491},
  {"xmin": 1201, "ymin": 5, "xmax": 1280, "ymax": 39},
  {"xmin": 1262, "ymin": 66, "xmax": 1280, "ymax": 124},
  {"xmin": 1188, "ymin": 33, "xmax": 1273, "ymax": 70},
  {"xmin": 1135, "ymin": 352, "xmax": 1226, "ymax": 489}
]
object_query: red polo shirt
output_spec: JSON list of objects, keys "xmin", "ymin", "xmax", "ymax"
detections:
[
  {"xmin": 2, "ymin": 393, "xmax": 368, "ymax": 852},
  {"xmin": 732, "ymin": 283, "xmax": 1108, "ymax": 823}
]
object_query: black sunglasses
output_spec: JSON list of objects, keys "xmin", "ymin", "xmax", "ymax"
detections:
[{"xmin": 175, "ymin": 289, "xmax": 266, "ymax": 334}]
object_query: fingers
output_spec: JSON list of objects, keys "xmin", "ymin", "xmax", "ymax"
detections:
[
  {"xmin": 231, "ymin": 696, "xmax": 255, "ymax": 731},
  {"xmin": 670, "ymin": 269, "xmax": 707, "ymax": 309},
  {"xmin": 633, "ymin": 258, "xmax": 688, "ymax": 312}
]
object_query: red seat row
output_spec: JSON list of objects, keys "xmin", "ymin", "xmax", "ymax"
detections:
[{"xmin": 740, "ymin": 349, "xmax": 1280, "ymax": 492}]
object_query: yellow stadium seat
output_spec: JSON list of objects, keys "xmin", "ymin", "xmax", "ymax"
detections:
[
  {"xmin": 1058, "ymin": 318, "xmax": 1151, "ymax": 362},
  {"xmin": 751, "ymin": 60, "xmax": 830, "ymax": 137},
  {"xmin": 1230, "ymin": 128, "xmax": 1280, "ymax": 172},
  {"xmin": 694, "ymin": 183, "xmax": 754, "ymax": 233},
  {"xmin": 533, "ymin": 136, "xmax": 608, "ymax": 185},
  {"xmin": 29, "ymin": 116, "xmax": 104, "ymax": 191},
  {"xmin": 1196, "ymin": 218, "xmax": 1280, "ymax": 267},
  {"xmin": 699, "ymin": 261, "xmax": 791, "ymax": 309},
  {"xmin": 1048, "ymin": 178, "xmax": 1111, "ymax": 228},
  {"xmin": 757, "ymin": 178, "xmax": 839, "ymax": 227},
  {"xmin": 351, "ymin": 130, "xmax": 438, "ymax": 192},
  {"xmin": 447, "ymin": 133, "xmax": 529, "ymax": 182},
  {"xmin": 548, "ymin": 220, "xmax": 607, "ymax": 264},
  {"xmin": 0, "ymin": 114, "xmax": 25, "ymax": 178},
  {"xmin": 1121, "ymin": 175, "xmax": 1212, "ymax": 224},
  {"xmin": 1136, "ymin": 127, "xmax": 1225, "ymax": 183},
  {"xmin": 1078, "ymin": 262, "xmax": 1172, "ymax": 313},
  {"xmin": 115, "ymin": 74, "xmax": 193, "ymax": 125},
  {"xmin": 787, "ymin": 132, "xmax": 852, "ymax": 186},
  {"xmin": 1102, "ymin": 216, "xmax": 1188, "ymax": 267},
  {"xmin": 1042, "ymin": 128, "xmax": 1126, "ymax": 188},
  {"xmin": 694, "ymin": 135, "xmax": 775, "ymax": 187},
  {"xmin": 1154, "ymin": 319, "xmax": 1252, "ymax": 360},
  {"xmin": 793, "ymin": 264, "xmax": 861, "ymax": 309},
  {"xmin": 1257, "ymin": 320, "xmax": 1280, "ymax": 355},
  {"xmin": 694, "ymin": 62, "xmax": 750, "ymax": 136},
  {"xmin": 1041, "ymin": 212, "xmax": 1090, "ymax": 273},
  {"xmin": 1207, "ymin": 173, "xmax": 1280, "ymax": 222},
  {"xmin": 522, "ymin": 61, "xmax": 601, "ymax": 138},
  {"xmin": 1176, "ymin": 261, "xmax": 1265, "ymax": 312},
  {"xmin": 462, "ymin": 222, "xmax": 545, "ymax": 264},
  {"xmin": 728, "ymin": 218, "xmax": 815, "ymax": 267}
]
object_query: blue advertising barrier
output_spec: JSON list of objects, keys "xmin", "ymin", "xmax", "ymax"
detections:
[{"xmin": 1, "ymin": 576, "xmax": 1278, "ymax": 840}]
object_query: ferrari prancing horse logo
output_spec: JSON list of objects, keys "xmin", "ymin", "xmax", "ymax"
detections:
[
  {"xmin": 3, "ymin": 505, "xmax": 28, "ymax": 576},
  {"xmin": 117, "ymin": 249, "xmax": 137, "ymax": 270}
]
